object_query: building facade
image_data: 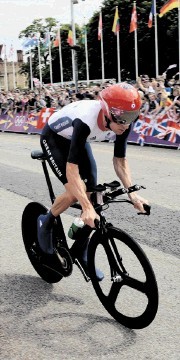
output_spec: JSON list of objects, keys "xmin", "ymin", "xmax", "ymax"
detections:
[{"xmin": 0, "ymin": 50, "xmax": 28, "ymax": 91}]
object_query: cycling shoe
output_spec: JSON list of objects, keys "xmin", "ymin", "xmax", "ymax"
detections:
[
  {"xmin": 77, "ymin": 256, "xmax": 104, "ymax": 282},
  {"xmin": 37, "ymin": 214, "xmax": 54, "ymax": 255}
]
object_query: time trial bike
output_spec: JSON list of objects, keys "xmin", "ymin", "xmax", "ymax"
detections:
[{"xmin": 21, "ymin": 149, "xmax": 159, "ymax": 329}]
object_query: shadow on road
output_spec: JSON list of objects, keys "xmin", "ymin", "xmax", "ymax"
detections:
[{"xmin": 1, "ymin": 273, "xmax": 137, "ymax": 358}]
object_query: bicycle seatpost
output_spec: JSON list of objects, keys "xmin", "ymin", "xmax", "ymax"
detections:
[{"xmin": 41, "ymin": 160, "xmax": 56, "ymax": 204}]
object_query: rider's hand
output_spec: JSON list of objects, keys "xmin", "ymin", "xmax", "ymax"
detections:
[
  {"xmin": 129, "ymin": 194, "xmax": 149, "ymax": 214},
  {"xmin": 81, "ymin": 206, "xmax": 100, "ymax": 228}
]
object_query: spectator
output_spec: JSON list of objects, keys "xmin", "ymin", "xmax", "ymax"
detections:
[
  {"xmin": 156, "ymin": 90, "xmax": 172, "ymax": 117},
  {"xmin": 27, "ymin": 93, "xmax": 36, "ymax": 112},
  {"xmin": 142, "ymin": 90, "xmax": 160, "ymax": 117},
  {"xmin": 34, "ymin": 94, "xmax": 46, "ymax": 111},
  {"xmin": 14, "ymin": 94, "xmax": 22, "ymax": 113}
]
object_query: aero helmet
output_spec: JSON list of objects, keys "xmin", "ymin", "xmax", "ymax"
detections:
[{"xmin": 99, "ymin": 82, "xmax": 142, "ymax": 124}]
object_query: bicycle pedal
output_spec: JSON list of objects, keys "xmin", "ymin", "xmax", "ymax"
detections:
[{"xmin": 111, "ymin": 275, "xmax": 123, "ymax": 283}]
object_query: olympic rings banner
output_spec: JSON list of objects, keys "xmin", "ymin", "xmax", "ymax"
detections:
[
  {"xmin": 0, "ymin": 108, "xmax": 179, "ymax": 148},
  {"xmin": 0, "ymin": 108, "xmax": 55, "ymax": 134}
]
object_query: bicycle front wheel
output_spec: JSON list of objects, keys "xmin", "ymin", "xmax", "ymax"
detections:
[{"xmin": 88, "ymin": 226, "xmax": 158, "ymax": 329}]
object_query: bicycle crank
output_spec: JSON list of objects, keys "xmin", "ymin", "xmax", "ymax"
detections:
[{"xmin": 54, "ymin": 247, "xmax": 73, "ymax": 277}]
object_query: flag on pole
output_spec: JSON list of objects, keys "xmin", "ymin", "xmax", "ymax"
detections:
[
  {"xmin": 80, "ymin": 27, "xmax": 86, "ymax": 45},
  {"xmin": 67, "ymin": 30, "xmax": 73, "ymax": 46},
  {"xmin": 53, "ymin": 30, "xmax": 60, "ymax": 48},
  {"xmin": 22, "ymin": 36, "xmax": 38, "ymax": 49},
  {"xmin": 159, "ymin": 0, "xmax": 179, "ymax": 18},
  {"xmin": 148, "ymin": 1, "xmax": 155, "ymax": 28},
  {"xmin": 43, "ymin": 32, "xmax": 50, "ymax": 48},
  {"xmin": 129, "ymin": 2, "xmax": 137, "ymax": 33},
  {"xmin": 98, "ymin": 12, "xmax": 102, "ymax": 40},
  {"xmin": 112, "ymin": 7, "xmax": 120, "ymax": 34}
]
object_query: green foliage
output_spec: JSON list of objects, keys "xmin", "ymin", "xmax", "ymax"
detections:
[{"xmin": 18, "ymin": 0, "xmax": 179, "ymax": 84}]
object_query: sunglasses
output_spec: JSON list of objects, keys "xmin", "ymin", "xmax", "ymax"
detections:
[
  {"xmin": 110, "ymin": 108, "xmax": 139, "ymax": 125},
  {"xmin": 110, "ymin": 112, "xmax": 127, "ymax": 124}
]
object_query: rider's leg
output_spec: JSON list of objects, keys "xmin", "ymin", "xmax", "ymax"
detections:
[
  {"xmin": 38, "ymin": 126, "xmax": 75, "ymax": 254},
  {"xmin": 37, "ymin": 190, "xmax": 77, "ymax": 254},
  {"xmin": 80, "ymin": 238, "xmax": 104, "ymax": 281},
  {"xmin": 76, "ymin": 143, "xmax": 104, "ymax": 281}
]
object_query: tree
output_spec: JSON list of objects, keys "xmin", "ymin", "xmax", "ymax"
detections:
[{"xmin": 18, "ymin": 18, "xmax": 85, "ymax": 83}]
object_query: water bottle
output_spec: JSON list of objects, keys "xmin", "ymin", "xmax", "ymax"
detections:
[{"xmin": 68, "ymin": 217, "xmax": 85, "ymax": 240}]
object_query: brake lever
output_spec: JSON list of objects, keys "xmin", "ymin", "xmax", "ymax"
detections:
[{"xmin": 137, "ymin": 204, "xmax": 151, "ymax": 216}]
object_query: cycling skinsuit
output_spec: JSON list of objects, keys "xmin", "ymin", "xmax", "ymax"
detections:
[{"xmin": 40, "ymin": 100, "xmax": 131, "ymax": 190}]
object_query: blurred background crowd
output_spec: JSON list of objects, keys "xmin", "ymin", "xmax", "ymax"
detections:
[{"xmin": 0, "ymin": 74, "xmax": 179, "ymax": 122}]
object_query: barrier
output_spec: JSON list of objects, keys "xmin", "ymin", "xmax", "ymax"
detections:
[
  {"xmin": 0, "ymin": 108, "xmax": 179, "ymax": 149},
  {"xmin": 128, "ymin": 113, "xmax": 180, "ymax": 149},
  {"xmin": 0, "ymin": 108, "xmax": 55, "ymax": 134}
]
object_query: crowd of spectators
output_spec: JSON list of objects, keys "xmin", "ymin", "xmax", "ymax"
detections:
[
  {"xmin": 134, "ymin": 74, "xmax": 180, "ymax": 122},
  {"xmin": 0, "ymin": 74, "xmax": 179, "ymax": 122}
]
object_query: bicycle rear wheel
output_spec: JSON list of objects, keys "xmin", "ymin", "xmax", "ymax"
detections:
[
  {"xmin": 22, "ymin": 202, "xmax": 63, "ymax": 283},
  {"xmin": 88, "ymin": 226, "xmax": 158, "ymax": 329}
]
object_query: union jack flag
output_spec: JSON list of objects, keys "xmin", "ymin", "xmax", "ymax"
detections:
[
  {"xmin": 153, "ymin": 117, "xmax": 168, "ymax": 137},
  {"xmin": 166, "ymin": 121, "xmax": 180, "ymax": 143}
]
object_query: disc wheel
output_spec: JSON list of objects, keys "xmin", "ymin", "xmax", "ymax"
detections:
[
  {"xmin": 88, "ymin": 226, "xmax": 158, "ymax": 329},
  {"xmin": 22, "ymin": 202, "xmax": 63, "ymax": 283}
]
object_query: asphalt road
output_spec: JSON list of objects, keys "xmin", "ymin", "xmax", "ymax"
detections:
[{"xmin": 0, "ymin": 132, "xmax": 180, "ymax": 360}]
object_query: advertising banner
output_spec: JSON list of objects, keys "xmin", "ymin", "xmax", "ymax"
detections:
[
  {"xmin": 0, "ymin": 108, "xmax": 179, "ymax": 148},
  {"xmin": 0, "ymin": 108, "xmax": 55, "ymax": 134}
]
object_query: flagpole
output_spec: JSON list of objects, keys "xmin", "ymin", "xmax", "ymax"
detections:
[
  {"xmin": 71, "ymin": 0, "xmax": 78, "ymax": 91},
  {"xmin": 12, "ymin": 61, "xmax": 16, "ymax": 89},
  {"xmin": 84, "ymin": 25, "xmax": 89, "ymax": 86},
  {"xmin": 154, "ymin": 0, "xmax": 159, "ymax": 77},
  {"xmin": 48, "ymin": 32, "xmax": 53, "ymax": 84},
  {"xmin": 37, "ymin": 37, "xmax": 42, "ymax": 85},
  {"xmin": 58, "ymin": 27, "xmax": 64, "ymax": 86},
  {"xmin": 10, "ymin": 43, "xmax": 16, "ymax": 89},
  {"xmin": 4, "ymin": 45, "xmax": 8, "ymax": 91},
  {"xmin": 100, "ymin": 11, "xmax": 105, "ymax": 82},
  {"xmin": 115, "ymin": 6, "xmax": 121, "ymax": 82},
  {"xmin": 29, "ymin": 48, "xmax": 33, "ymax": 90},
  {"xmin": 178, "ymin": 0, "xmax": 180, "ymax": 79},
  {"xmin": 134, "ymin": 2, "xmax": 138, "ymax": 79},
  {"xmin": 71, "ymin": 0, "xmax": 75, "ymax": 84},
  {"xmin": 117, "ymin": 28, "xmax": 121, "ymax": 82}
]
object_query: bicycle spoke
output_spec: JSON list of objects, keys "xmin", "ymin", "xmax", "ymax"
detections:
[
  {"xmin": 108, "ymin": 281, "xmax": 123, "ymax": 304},
  {"xmin": 124, "ymin": 275, "xmax": 147, "ymax": 293}
]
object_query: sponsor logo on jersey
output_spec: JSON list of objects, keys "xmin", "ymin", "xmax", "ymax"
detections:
[
  {"xmin": 42, "ymin": 140, "xmax": 62, "ymax": 177},
  {"xmin": 51, "ymin": 116, "xmax": 72, "ymax": 132}
]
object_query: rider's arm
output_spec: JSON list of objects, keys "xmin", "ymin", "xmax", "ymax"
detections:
[
  {"xmin": 113, "ymin": 157, "xmax": 148, "ymax": 212},
  {"xmin": 113, "ymin": 128, "xmax": 148, "ymax": 212},
  {"xmin": 66, "ymin": 118, "xmax": 98, "ymax": 227}
]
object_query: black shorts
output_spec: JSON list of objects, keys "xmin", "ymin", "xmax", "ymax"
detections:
[{"xmin": 40, "ymin": 124, "xmax": 97, "ymax": 191}]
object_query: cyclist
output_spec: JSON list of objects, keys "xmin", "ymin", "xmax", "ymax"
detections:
[{"xmin": 37, "ymin": 82, "xmax": 149, "ymax": 280}]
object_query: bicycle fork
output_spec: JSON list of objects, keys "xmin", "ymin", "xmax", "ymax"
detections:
[{"xmin": 104, "ymin": 231, "xmax": 129, "ymax": 283}]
